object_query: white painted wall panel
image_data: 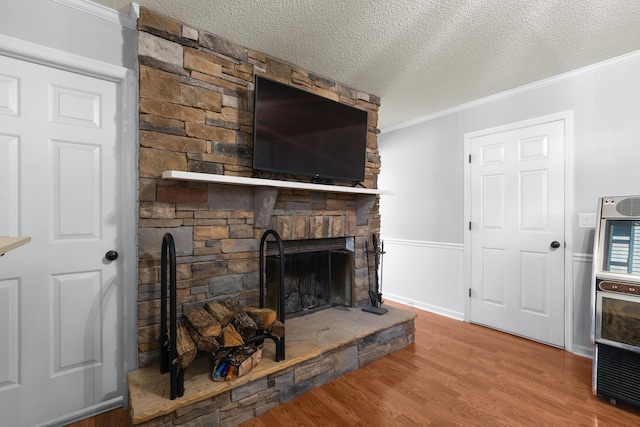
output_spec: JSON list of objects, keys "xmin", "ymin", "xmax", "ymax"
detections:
[
  {"xmin": 520, "ymin": 170, "xmax": 548, "ymax": 231},
  {"xmin": 0, "ymin": 135, "xmax": 20, "ymax": 236},
  {"xmin": 481, "ymin": 248, "xmax": 506, "ymax": 306},
  {"xmin": 0, "ymin": 278, "xmax": 20, "ymax": 390},
  {"xmin": 519, "ymin": 135, "xmax": 548, "ymax": 161},
  {"xmin": 381, "ymin": 239, "xmax": 464, "ymax": 320},
  {"xmin": 482, "ymin": 175, "xmax": 504, "ymax": 230},
  {"xmin": 53, "ymin": 141, "xmax": 101, "ymax": 239},
  {"xmin": 481, "ymin": 143, "xmax": 506, "ymax": 165},
  {"xmin": 50, "ymin": 86, "xmax": 100, "ymax": 127},
  {"xmin": 52, "ymin": 271, "xmax": 101, "ymax": 373},
  {"xmin": 520, "ymin": 251, "xmax": 548, "ymax": 315},
  {"xmin": 0, "ymin": 75, "xmax": 19, "ymax": 116},
  {"xmin": 573, "ymin": 254, "xmax": 594, "ymax": 358}
]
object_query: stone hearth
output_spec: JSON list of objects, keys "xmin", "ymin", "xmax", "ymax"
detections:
[{"xmin": 127, "ymin": 305, "xmax": 415, "ymax": 426}]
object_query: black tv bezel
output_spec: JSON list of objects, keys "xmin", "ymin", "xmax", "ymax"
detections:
[{"xmin": 252, "ymin": 75, "xmax": 368, "ymax": 184}]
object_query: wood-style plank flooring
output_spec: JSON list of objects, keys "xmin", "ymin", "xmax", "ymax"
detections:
[
  {"xmin": 70, "ymin": 302, "xmax": 640, "ymax": 426},
  {"xmin": 64, "ymin": 407, "xmax": 126, "ymax": 427},
  {"xmin": 241, "ymin": 302, "xmax": 640, "ymax": 426}
]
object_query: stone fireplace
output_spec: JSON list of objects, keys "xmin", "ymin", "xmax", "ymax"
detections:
[
  {"xmin": 136, "ymin": 7, "xmax": 382, "ymax": 368},
  {"xmin": 127, "ymin": 9, "xmax": 418, "ymax": 427}
]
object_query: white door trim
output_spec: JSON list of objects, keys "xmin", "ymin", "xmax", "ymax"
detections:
[
  {"xmin": 463, "ymin": 111, "xmax": 574, "ymax": 352},
  {"xmin": 0, "ymin": 33, "xmax": 138, "ymax": 411}
]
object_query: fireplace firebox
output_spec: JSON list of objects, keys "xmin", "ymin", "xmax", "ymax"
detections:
[{"xmin": 264, "ymin": 237, "xmax": 355, "ymax": 318}]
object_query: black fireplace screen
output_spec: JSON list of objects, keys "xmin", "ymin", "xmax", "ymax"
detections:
[{"xmin": 264, "ymin": 238, "xmax": 354, "ymax": 318}]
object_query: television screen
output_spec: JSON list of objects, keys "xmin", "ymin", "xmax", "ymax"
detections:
[{"xmin": 252, "ymin": 76, "xmax": 368, "ymax": 183}]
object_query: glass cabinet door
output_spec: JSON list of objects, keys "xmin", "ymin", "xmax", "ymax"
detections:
[
  {"xmin": 598, "ymin": 293, "xmax": 640, "ymax": 350},
  {"xmin": 603, "ymin": 220, "xmax": 640, "ymax": 275}
]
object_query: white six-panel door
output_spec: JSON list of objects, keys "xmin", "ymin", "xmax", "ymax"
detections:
[
  {"xmin": 469, "ymin": 119, "xmax": 565, "ymax": 347},
  {"xmin": 0, "ymin": 54, "xmax": 122, "ymax": 426}
]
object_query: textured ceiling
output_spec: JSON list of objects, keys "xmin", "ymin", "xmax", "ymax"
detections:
[{"xmin": 94, "ymin": 0, "xmax": 640, "ymax": 129}]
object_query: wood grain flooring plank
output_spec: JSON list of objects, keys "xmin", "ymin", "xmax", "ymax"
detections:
[
  {"xmin": 75, "ymin": 302, "xmax": 640, "ymax": 426},
  {"xmin": 240, "ymin": 302, "xmax": 640, "ymax": 427}
]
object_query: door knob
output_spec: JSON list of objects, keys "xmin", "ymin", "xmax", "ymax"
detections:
[
  {"xmin": 105, "ymin": 250, "xmax": 119, "ymax": 261},
  {"xmin": 550, "ymin": 241, "xmax": 561, "ymax": 249}
]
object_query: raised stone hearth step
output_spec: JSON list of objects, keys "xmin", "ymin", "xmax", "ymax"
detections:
[{"xmin": 127, "ymin": 305, "xmax": 416, "ymax": 426}]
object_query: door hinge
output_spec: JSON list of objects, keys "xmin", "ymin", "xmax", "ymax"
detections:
[
  {"xmin": 469, "ymin": 221, "xmax": 471, "ymax": 230},
  {"xmin": 468, "ymin": 288, "xmax": 472, "ymax": 297},
  {"xmin": 468, "ymin": 154, "xmax": 471, "ymax": 163}
]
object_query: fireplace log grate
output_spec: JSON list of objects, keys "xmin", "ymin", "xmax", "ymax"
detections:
[{"xmin": 160, "ymin": 230, "xmax": 286, "ymax": 400}]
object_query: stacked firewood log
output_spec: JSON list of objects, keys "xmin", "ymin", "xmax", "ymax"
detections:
[{"xmin": 173, "ymin": 299, "xmax": 284, "ymax": 381}]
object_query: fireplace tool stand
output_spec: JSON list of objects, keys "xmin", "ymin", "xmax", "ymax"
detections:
[
  {"xmin": 159, "ymin": 232, "xmax": 185, "ymax": 399},
  {"xmin": 253, "ymin": 229, "xmax": 286, "ymax": 361},
  {"xmin": 363, "ymin": 233, "xmax": 388, "ymax": 315}
]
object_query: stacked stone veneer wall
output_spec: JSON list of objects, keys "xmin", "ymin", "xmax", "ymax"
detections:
[{"xmin": 136, "ymin": 7, "xmax": 382, "ymax": 367}]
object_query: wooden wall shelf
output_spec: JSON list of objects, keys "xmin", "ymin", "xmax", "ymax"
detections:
[{"xmin": 0, "ymin": 236, "xmax": 31, "ymax": 256}]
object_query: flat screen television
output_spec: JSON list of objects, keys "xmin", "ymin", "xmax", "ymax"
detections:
[{"xmin": 252, "ymin": 76, "xmax": 368, "ymax": 184}]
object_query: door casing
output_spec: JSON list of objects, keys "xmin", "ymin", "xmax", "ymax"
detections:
[{"xmin": 463, "ymin": 111, "xmax": 574, "ymax": 352}]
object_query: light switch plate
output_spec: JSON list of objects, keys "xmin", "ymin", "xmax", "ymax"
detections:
[{"xmin": 578, "ymin": 213, "xmax": 597, "ymax": 229}]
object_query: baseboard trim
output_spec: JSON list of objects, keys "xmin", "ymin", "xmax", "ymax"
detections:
[
  {"xmin": 572, "ymin": 344, "xmax": 594, "ymax": 359},
  {"xmin": 384, "ymin": 292, "xmax": 464, "ymax": 321},
  {"xmin": 37, "ymin": 397, "xmax": 123, "ymax": 427}
]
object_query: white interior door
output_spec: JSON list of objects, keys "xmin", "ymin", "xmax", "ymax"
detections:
[
  {"xmin": 0, "ymin": 54, "xmax": 122, "ymax": 426},
  {"xmin": 469, "ymin": 119, "xmax": 565, "ymax": 347}
]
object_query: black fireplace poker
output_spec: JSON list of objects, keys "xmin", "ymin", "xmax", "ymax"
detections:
[{"xmin": 363, "ymin": 233, "xmax": 388, "ymax": 315}]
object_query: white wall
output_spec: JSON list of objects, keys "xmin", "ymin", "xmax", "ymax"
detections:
[
  {"xmin": 1, "ymin": 0, "xmax": 137, "ymax": 70},
  {"xmin": 378, "ymin": 51, "xmax": 640, "ymax": 356},
  {"xmin": 381, "ymin": 239, "xmax": 464, "ymax": 320}
]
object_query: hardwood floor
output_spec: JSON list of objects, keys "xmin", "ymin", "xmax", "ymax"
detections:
[
  {"xmin": 72, "ymin": 302, "xmax": 640, "ymax": 426},
  {"xmin": 240, "ymin": 302, "xmax": 640, "ymax": 427},
  {"xmin": 64, "ymin": 407, "xmax": 126, "ymax": 427}
]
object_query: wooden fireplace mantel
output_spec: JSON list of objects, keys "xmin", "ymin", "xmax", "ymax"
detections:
[{"xmin": 161, "ymin": 170, "xmax": 393, "ymax": 195}]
